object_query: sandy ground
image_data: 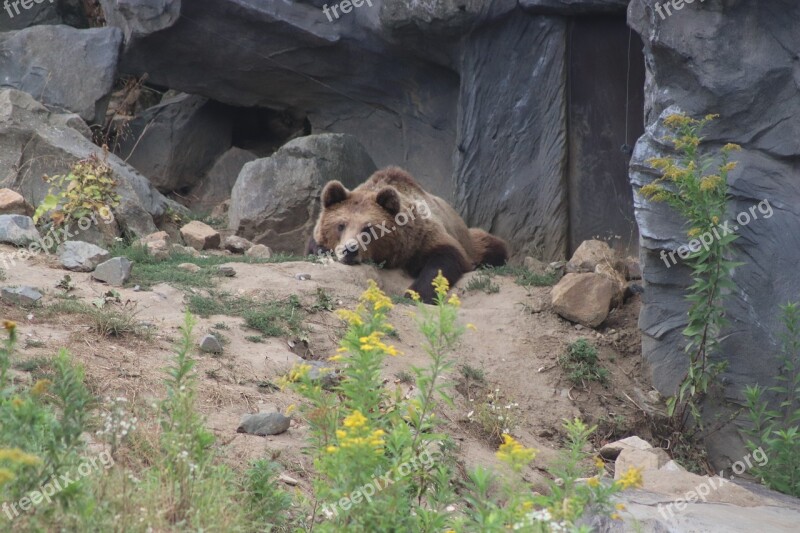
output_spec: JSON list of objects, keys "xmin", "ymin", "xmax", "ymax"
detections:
[{"xmin": 1, "ymin": 243, "xmax": 651, "ymax": 492}]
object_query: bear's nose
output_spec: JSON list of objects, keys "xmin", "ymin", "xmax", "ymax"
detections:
[{"xmin": 340, "ymin": 247, "xmax": 359, "ymax": 265}]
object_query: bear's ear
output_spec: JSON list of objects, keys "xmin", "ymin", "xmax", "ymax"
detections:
[
  {"xmin": 321, "ymin": 181, "xmax": 349, "ymax": 208},
  {"xmin": 376, "ymin": 187, "xmax": 401, "ymax": 216}
]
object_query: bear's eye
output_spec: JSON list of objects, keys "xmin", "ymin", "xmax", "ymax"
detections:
[{"xmin": 337, "ymin": 223, "xmax": 346, "ymax": 233}]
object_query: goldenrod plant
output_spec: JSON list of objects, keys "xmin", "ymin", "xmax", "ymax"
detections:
[
  {"xmin": 33, "ymin": 152, "xmax": 120, "ymax": 226},
  {"xmin": 641, "ymin": 113, "xmax": 742, "ymax": 430},
  {"xmin": 742, "ymin": 302, "xmax": 800, "ymax": 497}
]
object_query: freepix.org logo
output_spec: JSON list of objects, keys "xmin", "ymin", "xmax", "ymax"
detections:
[{"xmin": 3, "ymin": 0, "xmax": 55, "ymax": 20}]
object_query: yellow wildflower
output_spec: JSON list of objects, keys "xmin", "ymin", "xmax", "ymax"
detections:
[
  {"xmin": 466, "ymin": 323, "xmax": 477, "ymax": 331},
  {"xmin": 615, "ymin": 503, "xmax": 626, "ymax": 511},
  {"xmin": 328, "ymin": 354, "xmax": 343, "ymax": 362},
  {"xmin": 11, "ymin": 397, "xmax": 23, "ymax": 408},
  {"xmin": 639, "ymin": 183, "xmax": 663, "ymax": 199},
  {"xmin": 2, "ymin": 320, "xmax": 15, "ymax": 332},
  {"xmin": 704, "ymin": 113, "xmax": 720, "ymax": 121},
  {"xmin": 712, "ymin": 215, "xmax": 720, "ymax": 224},
  {"xmin": 284, "ymin": 363, "xmax": 311, "ymax": 383},
  {"xmin": 0, "ymin": 469, "xmax": 15, "ymax": 485},
  {"xmin": 432, "ymin": 271, "xmax": 449, "ymax": 297},
  {"xmin": 687, "ymin": 228, "xmax": 701, "ymax": 238},
  {"xmin": 406, "ymin": 289, "xmax": 421, "ymax": 302},
  {"xmin": 663, "ymin": 113, "xmax": 693, "ymax": 128},
  {"xmin": 285, "ymin": 404, "xmax": 297, "ymax": 415},
  {"xmin": 326, "ymin": 445, "xmax": 338, "ymax": 454},
  {"xmin": 0, "ymin": 448, "xmax": 41, "ymax": 466},
  {"xmin": 594, "ymin": 457, "xmax": 605, "ymax": 470},
  {"xmin": 496, "ymin": 434, "xmax": 536, "ymax": 469},
  {"xmin": 611, "ymin": 513, "xmax": 621, "ymax": 520},
  {"xmin": 722, "ymin": 143, "xmax": 742, "ymax": 152},
  {"xmin": 720, "ymin": 161, "xmax": 737, "ymax": 173},
  {"xmin": 586, "ymin": 476, "xmax": 601, "ymax": 488},
  {"xmin": 336, "ymin": 430, "xmax": 347, "ymax": 439},
  {"xmin": 31, "ymin": 379, "xmax": 52, "ymax": 397},
  {"xmin": 447, "ymin": 293, "xmax": 461, "ymax": 307},
  {"xmin": 616, "ymin": 467, "xmax": 643, "ymax": 490},
  {"xmin": 699, "ymin": 175, "xmax": 723, "ymax": 192},
  {"xmin": 335, "ymin": 309, "xmax": 363, "ymax": 326},
  {"xmin": 362, "ymin": 280, "xmax": 393, "ymax": 311},
  {"xmin": 343, "ymin": 410, "xmax": 367, "ymax": 429},
  {"xmin": 646, "ymin": 157, "xmax": 670, "ymax": 169}
]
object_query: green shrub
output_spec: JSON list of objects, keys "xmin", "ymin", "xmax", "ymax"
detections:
[{"xmin": 559, "ymin": 338, "xmax": 609, "ymax": 386}]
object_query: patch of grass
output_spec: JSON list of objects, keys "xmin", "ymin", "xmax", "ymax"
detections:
[
  {"xmin": 465, "ymin": 271, "xmax": 499, "ymax": 294},
  {"xmin": 460, "ymin": 364, "xmax": 486, "ymax": 384},
  {"xmin": 212, "ymin": 322, "xmax": 229, "ymax": 330},
  {"xmin": 395, "ymin": 370, "xmax": 415, "ymax": 384},
  {"xmin": 559, "ymin": 338, "xmax": 609, "ymax": 386},
  {"xmin": 471, "ymin": 387, "xmax": 522, "ymax": 445},
  {"xmin": 187, "ymin": 292, "xmax": 304, "ymax": 337},
  {"xmin": 245, "ymin": 335, "xmax": 263, "ymax": 343},
  {"xmin": 485, "ymin": 265, "xmax": 558, "ymax": 287},
  {"xmin": 311, "ymin": 287, "xmax": 334, "ymax": 312},
  {"xmin": 88, "ymin": 306, "xmax": 141, "ymax": 337},
  {"xmin": 108, "ymin": 241, "xmax": 307, "ymax": 290},
  {"xmin": 0, "ymin": 266, "xmax": 6, "ymax": 281},
  {"xmin": 13, "ymin": 356, "xmax": 51, "ymax": 373},
  {"xmin": 24, "ymin": 339, "xmax": 45, "ymax": 349}
]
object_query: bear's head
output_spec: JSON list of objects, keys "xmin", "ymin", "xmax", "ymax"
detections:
[{"xmin": 314, "ymin": 180, "xmax": 419, "ymax": 266}]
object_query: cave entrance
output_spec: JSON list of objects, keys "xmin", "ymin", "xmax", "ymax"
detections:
[{"xmin": 566, "ymin": 16, "xmax": 646, "ymax": 257}]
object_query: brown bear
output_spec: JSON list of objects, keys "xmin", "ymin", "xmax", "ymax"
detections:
[{"xmin": 306, "ymin": 166, "xmax": 508, "ymax": 303}]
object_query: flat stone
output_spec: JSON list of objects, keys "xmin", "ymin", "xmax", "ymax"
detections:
[
  {"xmin": 178, "ymin": 262, "xmax": 200, "ymax": 273},
  {"xmin": 615, "ymin": 447, "xmax": 670, "ymax": 478},
  {"xmin": 0, "ymin": 214, "xmax": 39, "ymax": 245},
  {"xmin": 217, "ymin": 265, "xmax": 236, "ymax": 277},
  {"xmin": 57, "ymin": 241, "xmax": 110, "ymax": 272},
  {"xmin": 237, "ymin": 412, "xmax": 291, "ymax": 436},
  {"xmin": 91, "ymin": 257, "xmax": 133, "ymax": 286},
  {"xmin": 600, "ymin": 436, "xmax": 653, "ymax": 460},
  {"xmin": 1, "ymin": 286, "xmax": 42, "ymax": 305}
]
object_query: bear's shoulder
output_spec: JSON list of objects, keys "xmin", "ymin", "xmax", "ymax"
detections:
[{"xmin": 363, "ymin": 166, "xmax": 425, "ymax": 196}]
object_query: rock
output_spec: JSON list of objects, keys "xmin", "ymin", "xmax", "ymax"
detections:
[
  {"xmin": 138, "ymin": 231, "xmax": 171, "ymax": 260},
  {"xmin": 523, "ymin": 256, "xmax": 550, "ymax": 276},
  {"xmin": 551, "ymin": 273, "xmax": 616, "ymax": 328},
  {"xmin": 600, "ymin": 436, "xmax": 653, "ymax": 460},
  {"xmin": 92, "ymin": 257, "xmax": 133, "ymax": 286},
  {"xmin": 1, "ymin": 286, "xmax": 42, "ymax": 305},
  {"xmin": 115, "ymin": 93, "xmax": 233, "ymax": 193},
  {"xmin": 294, "ymin": 273, "xmax": 311, "ymax": 281},
  {"xmin": 106, "ymin": 0, "xmax": 457, "ymax": 197},
  {"xmin": 177, "ymin": 263, "xmax": 200, "ymax": 273},
  {"xmin": 216, "ymin": 266, "xmax": 236, "ymax": 277},
  {"xmin": 455, "ymin": 15, "xmax": 568, "ymax": 260},
  {"xmin": 0, "ymin": 0, "xmax": 60, "ymax": 31},
  {"xmin": 0, "ymin": 189, "xmax": 33, "ymax": 216},
  {"xmin": 237, "ymin": 412, "xmax": 291, "ymax": 436},
  {"xmin": 245, "ymin": 244, "xmax": 272, "ymax": 260},
  {"xmin": 0, "ymin": 215, "xmax": 39, "ymax": 245},
  {"xmin": 519, "ymin": 0, "xmax": 628, "ymax": 15},
  {"xmin": 0, "ymin": 25, "xmax": 122, "ymax": 123},
  {"xmin": 171, "ymin": 244, "xmax": 200, "ymax": 257},
  {"xmin": 211, "ymin": 199, "xmax": 230, "ymax": 220},
  {"xmin": 180, "ymin": 221, "xmax": 220, "ymax": 251},
  {"xmin": 567, "ymin": 240, "xmax": 626, "ymax": 275},
  {"xmin": 192, "ymin": 148, "xmax": 258, "ymax": 211},
  {"xmin": 0, "ymin": 89, "xmax": 179, "ymax": 238},
  {"xmin": 594, "ymin": 262, "xmax": 627, "ymax": 307},
  {"xmin": 625, "ymin": 256, "xmax": 642, "ymax": 280},
  {"xmin": 278, "ymin": 473, "xmax": 298, "ymax": 486},
  {"xmin": 228, "ymin": 133, "xmax": 376, "ymax": 255},
  {"xmin": 627, "ymin": 0, "xmax": 800, "ymax": 467},
  {"xmin": 198, "ymin": 334, "xmax": 223, "ymax": 354},
  {"xmin": 306, "ymin": 360, "xmax": 338, "ymax": 389},
  {"xmin": 615, "ymin": 448, "xmax": 670, "ymax": 478},
  {"xmin": 57, "ymin": 241, "xmax": 110, "ymax": 272},
  {"xmin": 223, "ymin": 235, "xmax": 253, "ymax": 254}
]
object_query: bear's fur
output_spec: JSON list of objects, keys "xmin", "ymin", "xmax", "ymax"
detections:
[{"xmin": 306, "ymin": 166, "xmax": 508, "ymax": 302}]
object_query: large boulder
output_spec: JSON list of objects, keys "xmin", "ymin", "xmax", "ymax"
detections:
[
  {"xmin": 190, "ymin": 147, "xmax": 258, "ymax": 211},
  {"xmin": 228, "ymin": 133, "xmax": 376, "ymax": 255},
  {"xmin": 0, "ymin": 25, "xmax": 122, "ymax": 124},
  {"xmin": 628, "ymin": 0, "xmax": 800, "ymax": 467},
  {"xmin": 115, "ymin": 93, "xmax": 234, "ymax": 193},
  {"xmin": 0, "ymin": 215, "xmax": 39, "ymax": 245},
  {"xmin": 99, "ymin": 0, "xmax": 181, "ymax": 43},
  {"xmin": 0, "ymin": 89, "xmax": 182, "ymax": 238},
  {"xmin": 551, "ymin": 272, "xmax": 616, "ymax": 328},
  {"xmin": 0, "ymin": 189, "xmax": 33, "ymax": 216},
  {"xmin": 57, "ymin": 241, "xmax": 110, "ymax": 272},
  {"xmin": 0, "ymin": 0, "xmax": 60, "ymax": 31}
]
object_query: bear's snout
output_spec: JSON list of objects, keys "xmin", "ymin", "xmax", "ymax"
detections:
[{"xmin": 339, "ymin": 246, "xmax": 361, "ymax": 265}]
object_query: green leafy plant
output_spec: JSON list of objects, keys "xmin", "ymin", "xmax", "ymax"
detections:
[
  {"xmin": 741, "ymin": 302, "xmax": 800, "ymax": 497},
  {"xmin": 466, "ymin": 271, "xmax": 500, "ymax": 294},
  {"xmin": 33, "ymin": 153, "xmax": 120, "ymax": 226},
  {"xmin": 640, "ymin": 113, "xmax": 742, "ymax": 430},
  {"xmin": 559, "ymin": 338, "xmax": 609, "ymax": 387}
]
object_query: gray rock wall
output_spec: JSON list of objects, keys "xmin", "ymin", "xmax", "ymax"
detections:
[{"xmin": 628, "ymin": 0, "xmax": 800, "ymax": 465}]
